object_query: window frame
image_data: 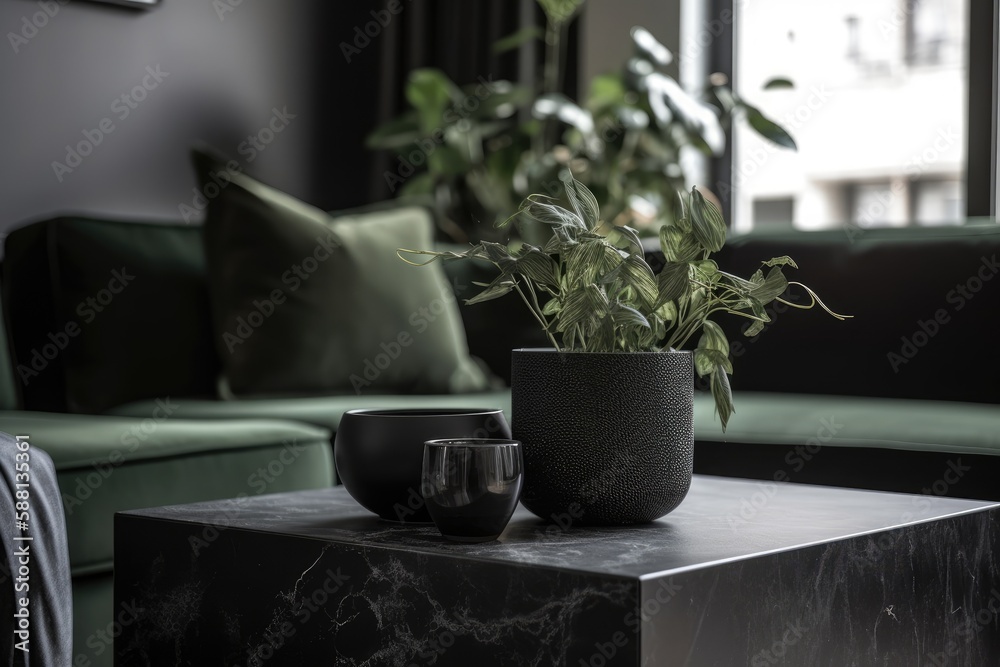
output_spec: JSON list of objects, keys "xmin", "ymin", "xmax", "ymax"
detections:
[{"xmin": 707, "ymin": 0, "xmax": 998, "ymax": 224}]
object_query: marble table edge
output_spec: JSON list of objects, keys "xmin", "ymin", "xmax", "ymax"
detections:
[{"xmin": 638, "ymin": 502, "xmax": 1000, "ymax": 581}]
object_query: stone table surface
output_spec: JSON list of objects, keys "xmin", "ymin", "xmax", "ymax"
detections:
[{"xmin": 115, "ymin": 476, "xmax": 1000, "ymax": 666}]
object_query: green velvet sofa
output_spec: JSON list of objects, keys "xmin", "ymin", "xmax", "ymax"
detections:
[
  {"xmin": 0, "ymin": 361, "xmax": 334, "ymax": 664},
  {"xmin": 0, "ymin": 212, "xmax": 515, "ymax": 667},
  {"xmin": 3, "ymin": 210, "xmax": 1000, "ymax": 664},
  {"xmin": 682, "ymin": 224, "xmax": 1000, "ymax": 501}
]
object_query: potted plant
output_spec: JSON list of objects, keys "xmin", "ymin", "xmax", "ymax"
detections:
[
  {"xmin": 368, "ymin": 10, "xmax": 794, "ymax": 241},
  {"xmin": 399, "ymin": 175, "xmax": 848, "ymax": 526}
]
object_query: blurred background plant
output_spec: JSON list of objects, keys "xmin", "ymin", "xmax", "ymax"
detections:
[{"xmin": 366, "ymin": 0, "xmax": 795, "ymax": 241}]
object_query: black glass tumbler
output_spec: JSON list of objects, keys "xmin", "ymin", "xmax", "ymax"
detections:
[{"xmin": 421, "ymin": 439, "xmax": 523, "ymax": 543}]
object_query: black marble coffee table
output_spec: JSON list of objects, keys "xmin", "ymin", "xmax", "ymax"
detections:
[{"xmin": 114, "ymin": 476, "xmax": 999, "ymax": 666}]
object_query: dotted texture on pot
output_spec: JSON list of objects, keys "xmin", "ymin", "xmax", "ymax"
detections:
[{"xmin": 511, "ymin": 350, "xmax": 694, "ymax": 526}]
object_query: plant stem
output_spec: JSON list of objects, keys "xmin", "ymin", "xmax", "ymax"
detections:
[
  {"xmin": 513, "ymin": 280, "xmax": 560, "ymax": 349},
  {"xmin": 543, "ymin": 19, "xmax": 561, "ymax": 99}
]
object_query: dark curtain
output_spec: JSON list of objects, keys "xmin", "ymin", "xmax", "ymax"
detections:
[{"xmin": 307, "ymin": 1, "xmax": 580, "ymax": 212}]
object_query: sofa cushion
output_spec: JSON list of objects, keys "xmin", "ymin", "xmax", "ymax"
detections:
[
  {"xmin": 0, "ymin": 411, "xmax": 333, "ymax": 577},
  {"xmin": 109, "ymin": 390, "xmax": 513, "ymax": 437},
  {"xmin": 694, "ymin": 391, "xmax": 1000, "ymax": 456},
  {"xmin": 693, "ymin": 391, "xmax": 1000, "ymax": 499},
  {"xmin": 3, "ymin": 217, "xmax": 220, "ymax": 413},
  {"xmin": 114, "ymin": 390, "xmax": 1000, "ymax": 458},
  {"xmin": 196, "ymin": 150, "xmax": 492, "ymax": 397}
]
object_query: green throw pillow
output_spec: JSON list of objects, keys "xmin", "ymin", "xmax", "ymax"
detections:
[{"xmin": 195, "ymin": 151, "xmax": 491, "ymax": 397}]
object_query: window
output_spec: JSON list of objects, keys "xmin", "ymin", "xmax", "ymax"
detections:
[
  {"xmin": 720, "ymin": 0, "xmax": 991, "ymax": 231},
  {"xmin": 912, "ymin": 179, "xmax": 964, "ymax": 224},
  {"xmin": 752, "ymin": 197, "xmax": 795, "ymax": 228},
  {"xmin": 906, "ymin": 0, "xmax": 964, "ymax": 66}
]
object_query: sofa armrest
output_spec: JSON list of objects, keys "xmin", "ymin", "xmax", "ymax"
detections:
[{"xmin": 0, "ymin": 410, "xmax": 333, "ymax": 576}]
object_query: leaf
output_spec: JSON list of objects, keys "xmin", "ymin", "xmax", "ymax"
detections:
[
  {"xmin": 618, "ymin": 254, "xmax": 659, "ymax": 308},
  {"xmin": 556, "ymin": 284, "xmax": 609, "ymax": 332},
  {"xmin": 630, "ymin": 26, "xmax": 673, "ymax": 67},
  {"xmin": 365, "ymin": 112, "xmax": 421, "ymax": 149},
  {"xmin": 427, "ymin": 145, "xmax": 468, "ymax": 176},
  {"xmin": 710, "ymin": 365, "xmax": 734, "ymax": 431},
  {"xmin": 398, "ymin": 172, "xmax": 434, "ymax": 197},
  {"xmin": 565, "ymin": 240, "xmax": 624, "ymax": 287},
  {"xmin": 749, "ymin": 266, "xmax": 788, "ymax": 304},
  {"xmin": 609, "ymin": 303, "xmax": 650, "ymax": 329},
  {"xmin": 655, "ymin": 301, "xmax": 677, "ymax": 323},
  {"xmin": 463, "ymin": 82, "xmax": 532, "ymax": 120},
  {"xmin": 519, "ymin": 195, "xmax": 585, "ymax": 229},
  {"xmin": 542, "ymin": 298, "xmax": 562, "ymax": 316},
  {"xmin": 605, "ymin": 225, "xmax": 643, "ymax": 253},
  {"xmin": 691, "ymin": 259, "xmax": 719, "ymax": 283},
  {"xmin": 406, "ymin": 69, "xmax": 463, "ymax": 135},
  {"xmin": 741, "ymin": 297, "xmax": 770, "ymax": 337},
  {"xmin": 588, "ymin": 74, "xmax": 626, "ymax": 111},
  {"xmin": 514, "ymin": 248, "xmax": 561, "ymax": 287},
  {"xmin": 532, "ymin": 94, "xmax": 596, "ymax": 135},
  {"xmin": 562, "ymin": 175, "xmax": 601, "ymax": 229},
  {"xmin": 698, "ymin": 320, "xmax": 730, "ymax": 355},
  {"xmin": 659, "ymin": 225, "xmax": 702, "ymax": 263},
  {"xmin": 744, "ymin": 319, "xmax": 766, "ymax": 337},
  {"xmin": 492, "ymin": 26, "xmax": 544, "ymax": 53},
  {"xmin": 689, "ymin": 187, "xmax": 727, "ymax": 252},
  {"xmin": 465, "ymin": 279, "xmax": 516, "ymax": 305},
  {"xmin": 763, "ymin": 255, "xmax": 799, "ymax": 269},
  {"xmin": 694, "ymin": 348, "xmax": 733, "ymax": 377},
  {"xmin": 744, "ymin": 105, "xmax": 797, "ymax": 150},
  {"xmin": 397, "ymin": 245, "xmax": 483, "ymax": 266},
  {"xmin": 537, "ymin": 0, "xmax": 585, "ymax": 25},
  {"xmin": 763, "ymin": 77, "xmax": 794, "ymax": 90},
  {"xmin": 656, "ymin": 261, "xmax": 689, "ymax": 305},
  {"xmin": 476, "ymin": 242, "xmax": 517, "ymax": 275}
]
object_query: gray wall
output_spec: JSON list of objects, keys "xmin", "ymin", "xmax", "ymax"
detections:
[{"xmin": 0, "ymin": 0, "xmax": 319, "ymax": 233}]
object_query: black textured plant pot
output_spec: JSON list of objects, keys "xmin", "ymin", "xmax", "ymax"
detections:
[{"xmin": 511, "ymin": 348, "xmax": 693, "ymax": 526}]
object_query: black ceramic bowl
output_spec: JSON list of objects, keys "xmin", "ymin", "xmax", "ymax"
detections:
[
  {"xmin": 422, "ymin": 438, "xmax": 523, "ymax": 543},
  {"xmin": 334, "ymin": 408, "xmax": 511, "ymax": 523}
]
